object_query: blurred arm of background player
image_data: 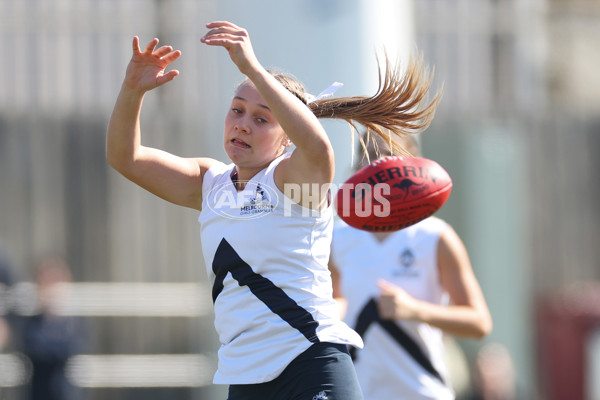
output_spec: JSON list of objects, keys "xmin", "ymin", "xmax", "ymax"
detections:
[{"xmin": 383, "ymin": 226, "xmax": 491, "ymax": 338}]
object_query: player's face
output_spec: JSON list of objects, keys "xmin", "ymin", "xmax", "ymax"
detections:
[{"xmin": 224, "ymin": 82, "xmax": 289, "ymax": 170}]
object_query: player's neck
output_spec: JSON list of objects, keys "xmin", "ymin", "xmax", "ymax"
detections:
[{"xmin": 372, "ymin": 231, "xmax": 394, "ymax": 243}]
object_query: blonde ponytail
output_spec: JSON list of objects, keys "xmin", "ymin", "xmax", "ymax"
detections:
[
  {"xmin": 309, "ymin": 53, "xmax": 442, "ymax": 158},
  {"xmin": 271, "ymin": 52, "xmax": 442, "ymax": 159}
]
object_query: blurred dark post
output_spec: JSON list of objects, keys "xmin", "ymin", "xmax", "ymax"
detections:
[{"xmin": 536, "ymin": 283, "xmax": 600, "ymax": 400}]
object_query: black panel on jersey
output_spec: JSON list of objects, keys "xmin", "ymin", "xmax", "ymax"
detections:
[
  {"xmin": 351, "ymin": 298, "xmax": 444, "ymax": 383},
  {"xmin": 212, "ymin": 238, "xmax": 320, "ymax": 343}
]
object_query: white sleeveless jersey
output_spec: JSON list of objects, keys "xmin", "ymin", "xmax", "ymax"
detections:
[
  {"xmin": 331, "ymin": 217, "xmax": 455, "ymax": 400},
  {"xmin": 198, "ymin": 153, "xmax": 363, "ymax": 385}
]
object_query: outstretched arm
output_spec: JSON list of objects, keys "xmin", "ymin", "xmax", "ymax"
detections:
[
  {"xmin": 377, "ymin": 226, "xmax": 492, "ymax": 339},
  {"xmin": 107, "ymin": 37, "xmax": 216, "ymax": 210},
  {"xmin": 201, "ymin": 22, "xmax": 334, "ymax": 199}
]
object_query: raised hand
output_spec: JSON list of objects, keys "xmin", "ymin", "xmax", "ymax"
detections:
[
  {"xmin": 201, "ymin": 21, "xmax": 260, "ymax": 75},
  {"xmin": 123, "ymin": 37, "xmax": 181, "ymax": 93}
]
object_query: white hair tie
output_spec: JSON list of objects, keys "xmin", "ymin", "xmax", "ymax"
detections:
[{"xmin": 305, "ymin": 82, "xmax": 344, "ymax": 104}]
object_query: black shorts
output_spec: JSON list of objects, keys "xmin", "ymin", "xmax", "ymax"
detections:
[{"xmin": 227, "ymin": 342, "xmax": 363, "ymax": 400}]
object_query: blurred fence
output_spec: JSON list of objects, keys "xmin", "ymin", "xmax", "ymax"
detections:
[
  {"xmin": 0, "ymin": 280, "xmax": 214, "ymax": 389},
  {"xmin": 0, "ymin": 1, "xmax": 223, "ymax": 398}
]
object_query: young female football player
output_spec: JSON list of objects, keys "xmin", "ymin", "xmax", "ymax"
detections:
[{"xmin": 107, "ymin": 20, "xmax": 440, "ymax": 399}]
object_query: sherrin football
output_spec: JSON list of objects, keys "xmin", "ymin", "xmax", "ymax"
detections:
[{"xmin": 335, "ymin": 156, "xmax": 453, "ymax": 232}]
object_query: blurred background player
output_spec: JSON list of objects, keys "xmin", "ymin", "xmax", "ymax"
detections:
[
  {"xmin": 466, "ymin": 342, "xmax": 522, "ymax": 400},
  {"xmin": 330, "ymin": 132, "xmax": 492, "ymax": 399},
  {"xmin": 21, "ymin": 255, "xmax": 88, "ymax": 400},
  {"xmin": 0, "ymin": 245, "xmax": 18, "ymax": 351}
]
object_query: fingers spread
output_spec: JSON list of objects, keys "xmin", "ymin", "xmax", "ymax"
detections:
[
  {"xmin": 201, "ymin": 21, "xmax": 247, "ymax": 43},
  {"xmin": 156, "ymin": 70, "xmax": 180, "ymax": 86},
  {"xmin": 132, "ymin": 36, "xmax": 141, "ymax": 55},
  {"xmin": 144, "ymin": 38, "xmax": 159, "ymax": 54},
  {"xmin": 154, "ymin": 45, "xmax": 173, "ymax": 58},
  {"xmin": 161, "ymin": 50, "xmax": 182, "ymax": 64}
]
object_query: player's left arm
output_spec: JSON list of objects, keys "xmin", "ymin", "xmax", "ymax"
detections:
[
  {"xmin": 378, "ymin": 226, "xmax": 492, "ymax": 339},
  {"xmin": 435, "ymin": 226, "xmax": 493, "ymax": 338}
]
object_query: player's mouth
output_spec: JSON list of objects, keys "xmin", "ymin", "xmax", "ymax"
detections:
[{"xmin": 231, "ymin": 138, "xmax": 251, "ymax": 148}]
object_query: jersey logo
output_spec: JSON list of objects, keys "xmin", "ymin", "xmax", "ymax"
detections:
[
  {"xmin": 206, "ymin": 181, "xmax": 277, "ymax": 220},
  {"xmin": 400, "ymin": 248, "xmax": 415, "ymax": 267},
  {"xmin": 312, "ymin": 391, "xmax": 329, "ymax": 400},
  {"xmin": 212, "ymin": 238, "xmax": 320, "ymax": 343},
  {"xmin": 392, "ymin": 248, "xmax": 419, "ymax": 277},
  {"xmin": 240, "ymin": 183, "xmax": 275, "ymax": 216},
  {"xmin": 351, "ymin": 298, "xmax": 445, "ymax": 383},
  {"xmin": 250, "ymin": 184, "xmax": 268, "ymax": 204}
]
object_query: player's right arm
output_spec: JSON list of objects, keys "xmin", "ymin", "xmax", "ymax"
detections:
[{"xmin": 107, "ymin": 37, "xmax": 217, "ymax": 211}]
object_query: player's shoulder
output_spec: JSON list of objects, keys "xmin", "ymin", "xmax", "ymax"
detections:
[
  {"xmin": 203, "ymin": 160, "xmax": 233, "ymax": 180},
  {"xmin": 200, "ymin": 160, "xmax": 233, "ymax": 193}
]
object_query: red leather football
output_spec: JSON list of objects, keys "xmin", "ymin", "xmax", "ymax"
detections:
[{"xmin": 335, "ymin": 156, "xmax": 453, "ymax": 231}]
